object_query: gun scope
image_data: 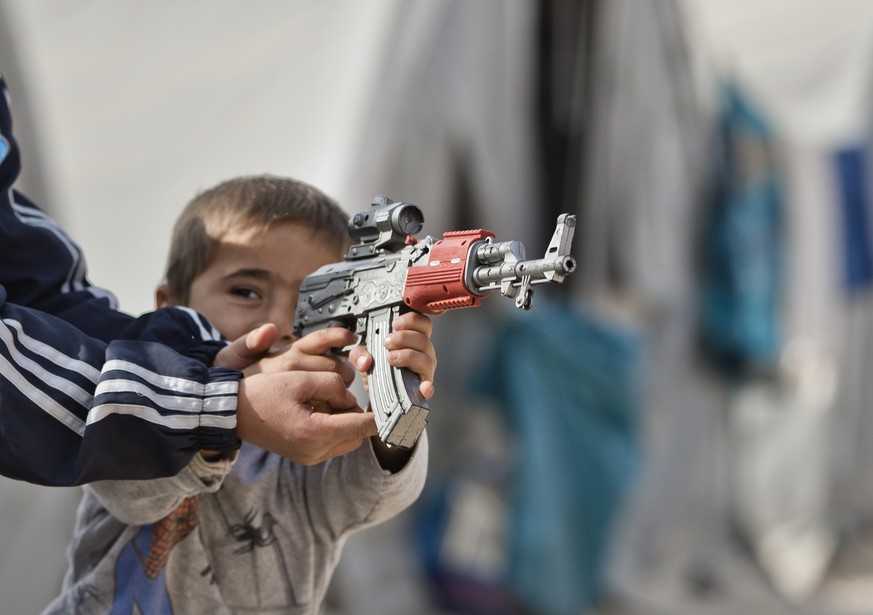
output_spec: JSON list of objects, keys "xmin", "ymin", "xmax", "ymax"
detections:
[{"xmin": 349, "ymin": 195, "xmax": 424, "ymax": 252}]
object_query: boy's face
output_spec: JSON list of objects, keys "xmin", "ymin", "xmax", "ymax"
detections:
[{"xmin": 171, "ymin": 219, "xmax": 343, "ymax": 346}]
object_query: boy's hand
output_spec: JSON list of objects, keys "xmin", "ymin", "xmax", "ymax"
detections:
[
  {"xmin": 214, "ymin": 325, "xmax": 377, "ymax": 464},
  {"xmin": 236, "ymin": 371, "xmax": 377, "ymax": 465},
  {"xmin": 349, "ymin": 312, "xmax": 437, "ymax": 400},
  {"xmin": 348, "ymin": 312, "xmax": 435, "ymax": 473},
  {"xmin": 216, "ymin": 316, "xmax": 437, "ymax": 400},
  {"xmin": 222, "ymin": 325, "xmax": 359, "ymax": 387}
]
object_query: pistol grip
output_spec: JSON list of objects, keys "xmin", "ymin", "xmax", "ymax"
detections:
[{"xmin": 365, "ymin": 306, "xmax": 429, "ymax": 448}]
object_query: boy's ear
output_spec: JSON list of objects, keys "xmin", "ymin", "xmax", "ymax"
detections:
[{"xmin": 155, "ymin": 284, "xmax": 172, "ymax": 308}]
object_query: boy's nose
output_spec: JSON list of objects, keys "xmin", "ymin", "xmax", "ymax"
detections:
[
  {"xmin": 270, "ymin": 306, "xmax": 296, "ymax": 345},
  {"xmin": 275, "ymin": 329, "xmax": 294, "ymax": 346}
]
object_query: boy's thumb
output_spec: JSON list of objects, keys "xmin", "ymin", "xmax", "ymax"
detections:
[{"xmin": 213, "ymin": 324, "xmax": 279, "ymax": 370}]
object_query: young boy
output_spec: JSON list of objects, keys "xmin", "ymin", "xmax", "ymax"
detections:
[{"xmin": 43, "ymin": 176, "xmax": 434, "ymax": 614}]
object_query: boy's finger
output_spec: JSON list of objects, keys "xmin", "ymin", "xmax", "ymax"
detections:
[
  {"xmin": 297, "ymin": 327, "xmax": 360, "ymax": 355},
  {"xmin": 303, "ymin": 372, "xmax": 362, "ymax": 412},
  {"xmin": 419, "ymin": 380, "xmax": 435, "ymax": 400},
  {"xmin": 386, "ymin": 348, "xmax": 436, "ymax": 384},
  {"xmin": 392, "ymin": 313, "xmax": 433, "ymax": 337},
  {"xmin": 349, "ymin": 346, "xmax": 372, "ymax": 372},
  {"xmin": 276, "ymin": 350, "xmax": 356, "ymax": 385},
  {"xmin": 307, "ymin": 356, "xmax": 357, "ymax": 386},
  {"xmin": 312, "ymin": 408, "xmax": 378, "ymax": 440},
  {"xmin": 383, "ymin": 330, "xmax": 434, "ymax": 355},
  {"xmin": 214, "ymin": 323, "xmax": 279, "ymax": 369},
  {"xmin": 245, "ymin": 323, "xmax": 281, "ymax": 353}
]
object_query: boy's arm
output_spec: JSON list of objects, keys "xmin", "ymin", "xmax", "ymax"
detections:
[
  {"xmin": 0, "ymin": 287, "xmax": 373, "ymax": 485},
  {"xmin": 0, "ymin": 292, "xmax": 243, "ymax": 485},
  {"xmin": 298, "ymin": 429, "xmax": 429, "ymax": 541},
  {"xmin": 0, "ymin": 72, "xmax": 244, "ymax": 484},
  {"xmin": 85, "ymin": 452, "xmax": 238, "ymax": 525}
]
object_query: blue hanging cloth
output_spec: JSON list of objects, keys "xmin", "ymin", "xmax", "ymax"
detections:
[
  {"xmin": 473, "ymin": 302, "xmax": 641, "ymax": 615},
  {"xmin": 833, "ymin": 145, "xmax": 873, "ymax": 291},
  {"xmin": 700, "ymin": 83, "xmax": 784, "ymax": 375}
]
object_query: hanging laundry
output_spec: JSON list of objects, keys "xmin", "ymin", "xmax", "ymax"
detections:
[
  {"xmin": 833, "ymin": 146, "xmax": 873, "ymax": 291},
  {"xmin": 700, "ymin": 83, "xmax": 784, "ymax": 375},
  {"xmin": 471, "ymin": 302, "xmax": 641, "ymax": 615}
]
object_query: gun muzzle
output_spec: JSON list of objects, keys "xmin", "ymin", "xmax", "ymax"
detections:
[{"xmin": 471, "ymin": 254, "xmax": 577, "ymax": 292}]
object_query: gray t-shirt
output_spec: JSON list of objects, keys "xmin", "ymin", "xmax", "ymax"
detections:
[{"xmin": 43, "ymin": 434, "xmax": 428, "ymax": 614}]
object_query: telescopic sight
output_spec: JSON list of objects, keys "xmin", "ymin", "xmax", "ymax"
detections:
[{"xmin": 392, "ymin": 203, "xmax": 424, "ymax": 237}]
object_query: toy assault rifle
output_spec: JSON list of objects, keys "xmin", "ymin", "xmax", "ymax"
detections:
[{"xmin": 293, "ymin": 196, "xmax": 577, "ymax": 448}]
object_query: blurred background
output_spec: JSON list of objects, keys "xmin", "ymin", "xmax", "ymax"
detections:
[{"xmin": 3, "ymin": 0, "xmax": 873, "ymax": 613}]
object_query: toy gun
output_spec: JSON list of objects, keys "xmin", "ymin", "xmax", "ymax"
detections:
[{"xmin": 293, "ymin": 196, "xmax": 577, "ymax": 448}]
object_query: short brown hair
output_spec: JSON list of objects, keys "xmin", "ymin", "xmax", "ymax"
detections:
[{"xmin": 163, "ymin": 175, "xmax": 349, "ymax": 304}]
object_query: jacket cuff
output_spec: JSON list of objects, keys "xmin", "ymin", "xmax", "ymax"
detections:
[{"xmin": 194, "ymin": 366, "xmax": 243, "ymax": 453}]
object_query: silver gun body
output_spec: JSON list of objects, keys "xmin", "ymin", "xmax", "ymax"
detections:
[
  {"xmin": 294, "ymin": 243, "xmax": 431, "ymax": 448},
  {"xmin": 293, "ymin": 212, "xmax": 577, "ymax": 448}
]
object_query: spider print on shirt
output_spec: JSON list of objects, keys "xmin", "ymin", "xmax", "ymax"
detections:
[{"xmin": 229, "ymin": 508, "xmax": 277, "ymax": 553}]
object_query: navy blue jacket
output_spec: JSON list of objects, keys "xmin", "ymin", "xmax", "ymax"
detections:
[{"xmin": 0, "ymin": 74, "xmax": 242, "ymax": 485}]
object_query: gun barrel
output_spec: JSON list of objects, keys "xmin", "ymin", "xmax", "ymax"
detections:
[
  {"xmin": 472, "ymin": 254, "xmax": 577, "ymax": 292},
  {"xmin": 475, "ymin": 239, "xmax": 524, "ymax": 265}
]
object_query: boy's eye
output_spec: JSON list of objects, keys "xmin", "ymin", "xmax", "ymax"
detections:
[{"xmin": 229, "ymin": 287, "xmax": 261, "ymax": 300}]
